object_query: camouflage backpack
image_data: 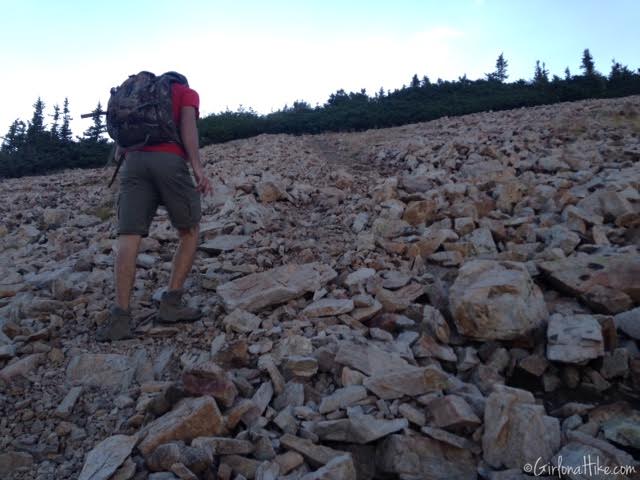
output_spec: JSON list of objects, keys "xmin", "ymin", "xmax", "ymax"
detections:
[{"xmin": 106, "ymin": 71, "xmax": 189, "ymax": 148}]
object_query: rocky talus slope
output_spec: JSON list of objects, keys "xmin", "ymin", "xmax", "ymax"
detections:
[{"xmin": 1, "ymin": 96, "xmax": 640, "ymax": 480}]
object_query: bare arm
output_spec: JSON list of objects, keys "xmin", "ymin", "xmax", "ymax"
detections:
[{"xmin": 180, "ymin": 106, "xmax": 212, "ymax": 195}]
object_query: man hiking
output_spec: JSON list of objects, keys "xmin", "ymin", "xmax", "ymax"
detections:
[{"xmin": 97, "ymin": 71, "xmax": 213, "ymax": 342}]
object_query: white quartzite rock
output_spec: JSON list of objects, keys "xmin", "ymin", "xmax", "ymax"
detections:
[
  {"xmin": 482, "ymin": 385, "xmax": 561, "ymax": 469},
  {"xmin": 217, "ymin": 263, "xmax": 337, "ymax": 312},
  {"xmin": 546, "ymin": 314, "xmax": 604, "ymax": 364},
  {"xmin": 450, "ymin": 260, "xmax": 548, "ymax": 340},
  {"xmin": 78, "ymin": 434, "xmax": 138, "ymax": 480}
]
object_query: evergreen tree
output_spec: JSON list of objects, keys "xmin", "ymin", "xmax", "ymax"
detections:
[
  {"xmin": 580, "ymin": 48, "xmax": 596, "ymax": 77},
  {"xmin": 533, "ymin": 60, "xmax": 549, "ymax": 85},
  {"xmin": 421, "ymin": 75, "xmax": 431, "ymax": 87},
  {"xmin": 410, "ymin": 74, "xmax": 420, "ymax": 88},
  {"xmin": 81, "ymin": 102, "xmax": 107, "ymax": 142},
  {"xmin": 60, "ymin": 97, "xmax": 72, "ymax": 142},
  {"xmin": 27, "ymin": 97, "xmax": 46, "ymax": 137},
  {"xmin": 50, "ymin": 104, "xmax": 61, "ymax": 139},
  {"xmin": 487, "ymin": 53, "xmax": 508, "ymax": 82},
  {"xmin": 564, "ymin": 67, "xmax": 571, "ymax": 81},
  {"xmin": 1, "ymin": 119, "xmax": 26, "ymax": 153},
  {"xmin": 609, "ymin": 59, "xmax": 632, "ymax": 80}
]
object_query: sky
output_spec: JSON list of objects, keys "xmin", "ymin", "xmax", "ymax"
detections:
[{"xmin": 1, "ymin": 0, "xmax": 639, "ymax": 138}]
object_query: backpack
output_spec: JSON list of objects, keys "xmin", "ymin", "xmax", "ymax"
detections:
[{"xmin": 106, "ymin": 71, "xmax": 189, "ymax": 148}]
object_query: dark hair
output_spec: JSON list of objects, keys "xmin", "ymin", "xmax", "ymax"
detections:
[{"xmin": 163, "ymin": 71, "xmax": 189, "ymax": 86}]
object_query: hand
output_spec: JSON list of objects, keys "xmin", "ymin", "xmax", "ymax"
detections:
[{"xmin": 192, "ymin": 164, "xmax": 213, "ymax": 196}]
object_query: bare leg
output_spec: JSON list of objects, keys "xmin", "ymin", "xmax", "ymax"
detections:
[
  {"xmin": 115, "ymin": 234, "xmax": 142, "ymax": 310},
  {"xmin": 168, "ymin": 225, "xmax": 199, "ymax": 291}
]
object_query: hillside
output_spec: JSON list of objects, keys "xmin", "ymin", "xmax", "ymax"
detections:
[{"xmin": 1, "ymin": 96, "xmax": 639, "ymax": 479}]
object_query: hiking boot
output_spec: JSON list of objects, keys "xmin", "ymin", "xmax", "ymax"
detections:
[
  {"xmin": 158, "ymin": 289, "xmax": 202, "ymax": 323},
  {"xmin": 96, "ymin": 305, "xmax": 133, "ymax": 342}
]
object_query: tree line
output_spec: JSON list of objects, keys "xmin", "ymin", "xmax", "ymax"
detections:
[
  {"xmin": 197, "ymin": 49, "xmax": 640, "ymax": 143},
  {"xmin": 0, "ymin": 99, "xmax": 110, "ymax": 178},
  {"xmin": 2, "ymin": 49, "xmax": 639, "ymax": 178}
]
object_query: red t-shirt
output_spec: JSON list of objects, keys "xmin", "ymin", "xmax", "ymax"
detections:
[{"xmin": 139, "ymin": 83, "xmax": 199, "ymax": 158}]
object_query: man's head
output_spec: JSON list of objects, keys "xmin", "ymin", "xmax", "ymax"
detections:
[{"xmin": 163, "ymin": 71, "xmax": 189, "ymax": 87}]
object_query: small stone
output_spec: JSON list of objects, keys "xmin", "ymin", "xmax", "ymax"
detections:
[
  {"xmin": 403, "ymin": 200, "xmax": 437, "ymax": 226},
  {"xmin": 147, "ymin": 443, "xmax": 182, "ymax": 472},
  {"xmin": 614, "ymin": 307, "xmax": 640, "ymax": 340},
  {"xmin": 421, "ymin": 426, "xmax": 480, "ymax": 453},
  {"xmin": 369, "ymin": 327, "xmax": 393, "ymax": 342},
  {"xmin": 363, "ymin": 366, "xmax": 451, "ymax": 400},
  {"xmin": 318, "ymin": 386, "xmax": 368, "ymax": 414},
  {"xmin": 0, "ymin": 353, "xmax": 44, "ymax": 381},
  {"xmin": 66, "ymin": 353, "xmax": 136, "ymax": 390},
  {"xmin": 182, "ymin": 361, "xmax": 238, "ymax": 407},
  {"xmin": 422, "ymin": 305, "xmax": 450, "ymax": 343},
  {"xmin": 303, "ymin": 298, "xmax": 355, "ymax": 317},
  {"xmin": 223, "ymin": 309, "xmax": 262, "ymax": 333},
  {"xmin": 274, "ymin": 407, "xmax": 298, "ymax": 434},
  {"xmin": 301, "ymin": 454, "xmax": 356, "ymax": 480},
  {"xmin": 0, "ymin": 451, "xmax": 33, "ymax": 476},
  {"xmin": 225, "ymin": 400, "xmax": 255, "ymax": 430},
  {"xmin": 200, "ymin": 235, "xmax": 250, "ymax": 253},
  {"xmin": 427, "ymin": 395, "xmax": 481, "ymax": 430},
  {"xmin": 313, "ymin": 414, "xmax": 408, "ymax": 444},
  {"xmin": 454, "ymin": 217, "xmax": 475, "ymax": 236},
  {"xmin": 0, "ymin": 344, "xmax": 16, "ymax": 360},
  {"xmin": 412, "ymin": 334, "xmax": 457, "ymax": 362},
  {"xmin": 170, "ymin": 462, "xmax": 198, "ymax": 480},
  {"xmin": 377, "ymin": 434, "xmax": 476, "ymax": 479},
  {"xmin": 546, "ymin": 314, "xmax": 604, "ymax": 364},
  {"xmin": 257, "ymin": 354, "xmax": 286, "ymax": 395},
  {"xmin": 273, "ymin": 381, "xmax": 305, "ymax": 410},
  {"xmin": 254, "ymin": 436, "xmax": 276, "ymax": 461},
  {"xmin": 601, "ymin": 348, "xmax": 629, "ymax": 379},
  {"xmin": 341, "ymin": 367, "xmax": 365, "ymax": 387},
  {"xmin": 220, "ymin": 455, "xmax": 261, "ymax": 479},
  {"xmin": 602, "ymin": 415, "xmax": 640, "ymax": 450},
  {"xmin": 428, "ymin": 250, "xmax": 463, "ymax": 266},
  {"xmin": 344, "ymin": 268, "xmax": 376, "ymax": 290},
  {"xmin": 518, "ymin": 354, "xmax": 549, "ymax": 377},
  {"xmin": 192, "ymin": 437, "xmax": 254, "ymax": 456},
  {"xmin": 280, "ymin": 434, "xmax": 348, "ymax": 468},
  {"xmin": 242, "ymin": 381, "xmax": 274, "ymax": 426},
  {"xmin": 255, "ymin": 461, "xmax": 280, "ymax": 480},
  {"xmin": 78, "ymin": 434, "xmax": 138, "ymax": 480},
  {"xmin": 138, "ymin": 396, "xmax": 225, "ymax": 457},
  {"xmin": 283, "ymin": 356, "xmax": 318, "ymax": 377},
  {"xmin": 55, "ymin": 386, "xmax": 83, "ymax": 418},
  {"xmin": 398, "ymin": 403, "xmax": 427, "ymax": 426},
  {"xmin": 375, "ymin": 282, "xmax": 425, "ymax": 312}
]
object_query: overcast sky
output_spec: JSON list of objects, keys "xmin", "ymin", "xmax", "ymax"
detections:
[{"xmin": 1, "ymin": 0, "xmax": 639, "ymax": 138}]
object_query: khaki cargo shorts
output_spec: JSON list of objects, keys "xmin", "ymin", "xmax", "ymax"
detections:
[{"xmin": 117, "ymin": 151, "xmax": 201, "ymax": 236}]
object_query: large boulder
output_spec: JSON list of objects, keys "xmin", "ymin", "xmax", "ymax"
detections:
[
  {"xmin": 539, "ymin": 253, "xmax": 640, "ymax": 314},
  {"xmin": 450, "ymin": 260, "xmax": 548, "ymax": 340},
  {"xmin": 482, "ymin": 385, "xmax": 561, "ymax": 469},
  {"xmin": 377, "ymin": 434, "xmax": 476, "ymax": 479}
]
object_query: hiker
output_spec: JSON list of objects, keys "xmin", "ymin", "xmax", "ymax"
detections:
[{"xmin": 97, "ymin": 71, "xmax": 213, "ymax": 342}]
